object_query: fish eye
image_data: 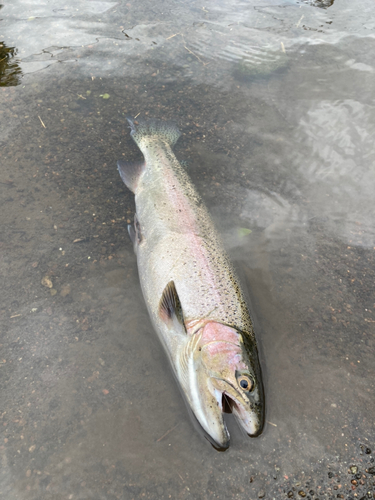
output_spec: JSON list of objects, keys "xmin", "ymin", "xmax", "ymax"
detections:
[{"xmin": 237, "ymin": 374, "xmax": 254, "ymax": 392}]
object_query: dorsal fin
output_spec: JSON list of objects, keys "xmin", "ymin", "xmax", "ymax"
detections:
[
  {"xmin": 117, "ymin": 159, "xmax": 145, "ymax": 193},
  {"xmin": 159, "ymin": 281, "xmax": 186, "ymax": 332}
]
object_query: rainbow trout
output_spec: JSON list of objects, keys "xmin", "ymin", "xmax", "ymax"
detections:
[{"xmin": 117, "ymin": 117, "xmax": 264, "ymax": 449}]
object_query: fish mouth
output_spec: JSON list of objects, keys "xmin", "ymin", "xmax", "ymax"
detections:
[
  {"xmin": 184, "ymin": 374, "xmax": 263, "ymax": 448},
  {"xmin": 194, "ymin": 412, "xmax": 230, "ymax": 452},
  {"xmin": 172, "ymin": 375, "xmax": 231, "ymax": 451},
  {"xmin": 196, "ymin": 385, "xmax": 262, "ymax": 449},
  {"xmin": 189, "ymin": 401, "xmax": 230, "ymax": 451},
  {"xmin": 222, "ymin": 393, "xmax": 234, "ymax": 414},
  {"xmin": 213, "ymin": 380, "xmax": 264, "ymax": 438}
]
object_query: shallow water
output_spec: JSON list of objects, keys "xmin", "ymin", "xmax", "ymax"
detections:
[{"xmin": 1, "ymin": 0, "xmax": 375, "ymax": 498}]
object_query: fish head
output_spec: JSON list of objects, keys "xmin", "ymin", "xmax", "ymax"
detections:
[{"xmin": 182, "ymin": 321, "xmax": 264, "ymax": 449}]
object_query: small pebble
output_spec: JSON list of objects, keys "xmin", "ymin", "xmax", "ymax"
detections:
[
  {"xmin": 298, "ymin": 491, "xmax": 306, "ymax": 498},
  {"xmin": 41, "ymin": 276, "xmax": 53, "ymax": 288},
  {"xmin": 258, "ymin": 490, "xmax": 265, "ymax": 498},
  {"xmin": 287, "ymin": 492, "xmax": 294, "ymax": 498},
  {"xmin": 350, "ymin": 466, "xmax": 358, "ymax": 474}
]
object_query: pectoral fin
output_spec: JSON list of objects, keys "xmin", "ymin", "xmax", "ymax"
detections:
[
  {"xmin": 128, "ymin": 213, "xmax": 143, "ymax": 248},
  {"xmin": 134, "ymin": 213, "xmax": 142, "ymax": 243},
  {"xmin": 159, "ymin": 281, "xmax": 186, "ymax": 333},
  {"xmin": 127, "ymin": 223, "xmax": 136, "ymax": 245}
]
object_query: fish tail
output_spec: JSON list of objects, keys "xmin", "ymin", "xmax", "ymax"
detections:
[{"xmin": 126, "ymin": 116, "xmax": 181, "ymax": 149}]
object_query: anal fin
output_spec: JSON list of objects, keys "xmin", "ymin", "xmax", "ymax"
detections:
[{"xmin": 159, "ymin": 281, "xmax": 186, "ymax": 333}]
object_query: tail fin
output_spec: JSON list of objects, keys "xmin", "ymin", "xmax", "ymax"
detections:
[{"xmin": 126, "ymin": 116, "xmax": 181, "ymax": 148}]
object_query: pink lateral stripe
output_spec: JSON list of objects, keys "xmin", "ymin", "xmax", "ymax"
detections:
[{"xmin": 153, "ymin": 144, "xmax": 224, "ymax": 307}]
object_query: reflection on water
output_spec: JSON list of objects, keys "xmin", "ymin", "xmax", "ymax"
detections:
[
  {"xmin": 295, "ymin": 98, "xmax": 375, "ymax": 248},
  {"xmin": 233, "ymin": 50, "xmax": 289, "ymax": 82},
  {"xmin": 0, "ymin": 42, "xmax": 22, "ymax": 86},
  {"xmin": 0, "ymin": 0, "xmax": 375, "ymax": 498}
]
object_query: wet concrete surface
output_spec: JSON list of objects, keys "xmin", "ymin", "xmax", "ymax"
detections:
[{"xmin": 1, "ymin": 0, "xmax": 375, "ymax": 498}]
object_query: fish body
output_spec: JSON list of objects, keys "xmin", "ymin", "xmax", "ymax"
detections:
[{"xmin": 117, "ymin": 117, "xmax": 264, "ymax": 449}]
